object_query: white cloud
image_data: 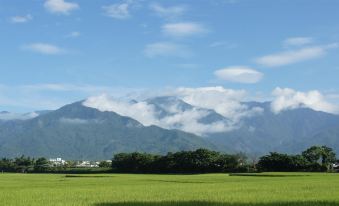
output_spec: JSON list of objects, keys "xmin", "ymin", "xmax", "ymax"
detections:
[
  {"xmin": 174, "ymin": 87, "xmax": 263, "ymax": 123},
  {"xmin": 284, "ymin": 37, "xmax": 313, "ymax": 47},
  {"xmin": 159, "ymin": 108, "xmax": 231, "ymax": 135},
  {"xmin": 162, "ymin": 22, "xmax": 207, "ymax": 38},
  {"xmin": 84, "ymin": 94, "xmax": 159, "ymax": 126},
  {"xmin": 10, "ymin": 14, "xmax": 32, "ymax": 23},
  {"xmin": 44, "ymin": 0, "xmax": 79, "ymax": 15},
  {"xmin": 83, "ymin": 94, "xmax": 234, "ymax": 135},
  {"xmin": 6, "ymin": 84, "xmax": 338, "ymax": 135},
  {"xmin": 255, "ymin": 44, "xmax": 338, "ymax": 67},
  {"xmin": 150, "ymin": 3, "xmax": 186, "ymax": 19},
  {"xmin": 214, "ymin": 66, "xmax": 263, "ymax": 84},
  {"xmin": 144, "ymin": 42, "xmax": 192, "ymax": 58},
  {"xmin": 102, "ymin": 3, "xmax": 130, "ymax": 19},
  {"xmin": 271, "ymin": 87, "xmax": 339, "ymax": 114},
  {"xmin": 22, "ymin": 43, "xmax": 65, "ymax": 55}
]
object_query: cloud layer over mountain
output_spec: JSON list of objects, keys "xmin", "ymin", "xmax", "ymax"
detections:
[
  {"xmin": 271, "ymin": 87, "xmax": 339, "ymax": 114},
  {"xmin": 81, "ymin": 86, "xmax": 339, "ymax": 136},
  {"xmin": 82, "ymin": 87, "xmax": 252, "ymax": 135}
]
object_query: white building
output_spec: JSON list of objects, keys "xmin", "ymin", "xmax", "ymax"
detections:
[
  {"xmin": 49, "ymin": 158, "xmax": 66, "ymax": 166},
  {"xmin": 76, "ymin": 161, "xmax": 99, "ymax": 168}
]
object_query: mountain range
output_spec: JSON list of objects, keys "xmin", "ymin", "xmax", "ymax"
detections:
[{"xmin": 0, "ymin": 96, "xmax": 338, "ymax": 160}]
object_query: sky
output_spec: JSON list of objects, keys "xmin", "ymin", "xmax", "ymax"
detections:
[{"xmin": 0, "ymin": 0, "xmax": 339, "ymax": 112}]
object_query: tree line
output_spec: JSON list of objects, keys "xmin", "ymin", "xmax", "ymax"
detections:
[
  {"xmin": 257, "ymin": 145, "xmax": 337, "ymax": 172},
  {"xmin": 111, "ymin": 146, "xmax": 338, "ymax": 173},
  {"xmin": 0, "ymin": 156, "xmax": 50, "ymax": 173},
  {"xmin": 112, "ymin": 149, "xmax": 248, "ymax": 173},
  {"xmin": 1, "ymin": 145, "xmax": 338, "ymax": 173}
]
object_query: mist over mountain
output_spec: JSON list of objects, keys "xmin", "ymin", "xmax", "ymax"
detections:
[
  {"xmin": 82, "ymin": 92, "xmax": 263, "ymax": 136},
  {"xmin": 208, "ymin": 101, "xmax": 339, "ymax": 156},
  {"xmin": 0, "ymin": 101, "xmax": 215, "ymax": 160},
  {"xmin": 0, "ymin": 92, "xmax": 338, "ymax": 160}
]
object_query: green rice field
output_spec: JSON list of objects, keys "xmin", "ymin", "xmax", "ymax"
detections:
[{"xmin": 0, "ymin": 173, "xmax": 339, "ymax": 206}]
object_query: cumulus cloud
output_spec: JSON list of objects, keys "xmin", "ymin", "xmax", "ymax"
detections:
[
  {"xmin": 82, "ymin": 87, "xmax": 265, "ymax": 135},
  {"xmin": 214, "ymin": 66, "xmax": 263, "ymax": 83},
  {"xmin": 174, "ymin": 87, "xmax": 263, "ymax": 123},
  {"xmin": 271, "ymin": 87, "xmax": 339, "ymax": 114},
  {"xmin": 44, "ymin": 0, "xmax": 79, "ymax": 15},
  {"xmin": 84, "ymin": 94, "xmax": 159, "ymax": 126},
  {"xmin": 21, "ymin": 43, "xmax": 65, "ymax": 55},
  {"xmin": 149, "ymin": 3, "xmax": 186, "ymax": 19},
  {"xmin": 158, "ymin": 108, "xmax": 231, "ymax": 135},
  {"xmin": 144, "ymin": 42, "xmax": 192, "ymax": 58},
  {"xmin": 10, "ymin": 14, "xmax": 32, "ymax": 23},
  {"xmin": 102, "ymin": 3, "xmax": 130, "ymax": 19},
  {"xmin": 283, "ymin": 37, "xmax": 313, "ymax": 47},
  {"xmin": 162, "ymin": 22, "xmax": 207, "ymax": 38},
  {"xmin": 82, "ymin": 92, "xmax": 249, "ymax": 135},
  {"xmin": 255, "ymin": 44, "xmax": 338, "ymax": 67}
]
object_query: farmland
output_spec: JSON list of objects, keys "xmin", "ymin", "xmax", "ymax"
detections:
[{"xmin": 1, "ymin": 173, "xmax": 339, "ymax": 206}]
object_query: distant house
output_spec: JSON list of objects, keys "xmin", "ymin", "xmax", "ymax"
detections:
[
  {"xmin": 49, "ymin": 158, "xmax": 66, "ymax": 166},
  {"xmin": 76, "ymin": 161, "xmax": 99, "ymax": 168}
]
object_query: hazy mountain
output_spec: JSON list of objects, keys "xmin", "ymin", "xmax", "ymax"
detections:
[
  {"xmin": 0, "ymin": 98, "xmax": 338, "ymax": 160},
  {"xmin": 0, "ymin": 102, "xmax": 215, "ymax": 160},
  {"xmin": 208, "ymin": 102, "xmax": 339, "ymax": 156},
  {"xmin": 141, "ymin": 98, "xmax": 339, "ymax": 155}
]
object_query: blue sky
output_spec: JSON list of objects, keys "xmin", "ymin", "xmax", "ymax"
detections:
[{"xmin": 0, "ymin": 0, "xmax": 339, "ymax": 112}]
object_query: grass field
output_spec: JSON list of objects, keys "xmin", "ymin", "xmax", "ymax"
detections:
[{"xmin": 1, "ymin": 173, "xmax": 339, "ymax": 206}]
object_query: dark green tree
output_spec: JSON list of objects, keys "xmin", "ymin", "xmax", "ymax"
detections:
[
  {"xmin": 98, "ymin": 161, "xmax": 111, "ymax": 168},
  {"xmin": 34, "ymin": 157, "xmax": 50, "ymax": 172},
  {"xmin": 0, "ymin": 158, "xmax": 15, "ymax": 172},
  {"xmin": 257, "ymin": 152, "xmax": 307, "ymax": 172},
  {"xmin": 112, "ymin": 149, "xmax": 245, "ymax": 173},
  {"xmin": 14, "ymin": 155, "xmax": 34, "ymax": 173},
  {"xmin": 302, "ymin": 145, "xmax": 336, "ymax": 171}
]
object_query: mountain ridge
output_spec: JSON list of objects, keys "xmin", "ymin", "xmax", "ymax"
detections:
[
  {"xmin": 0, "ymin": 101, "xmax": 215, "ymax": 160},
  {"xmin": 0, "ymin": 98, "xmax": 338, "ymax": 159}
]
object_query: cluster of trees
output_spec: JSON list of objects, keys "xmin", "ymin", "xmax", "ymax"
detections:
[
  {"xmin": 1, "ymin": 146, "xmax": 337, "ymax": 173},
  {"xmin": 257, "ymin": 146, "xmax": 337, "ymax": 172},
  {"xmin": 112, "ymin": 146, "xmax": 338, "ymax": 173},
  {"xmin": 112, "ymin": 149, "xmax": 248, "ymax": 173},
  {"xmin": 0, "ymin": 156, "xmax": 50, "ymax": 173}
]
